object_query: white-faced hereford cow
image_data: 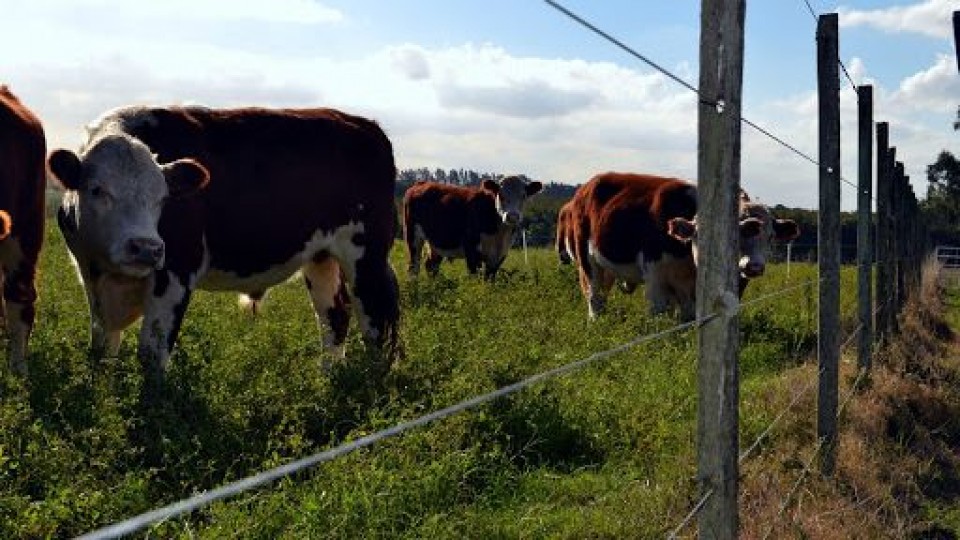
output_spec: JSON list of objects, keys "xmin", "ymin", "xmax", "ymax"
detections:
[
  {"xmin": 49, "ymin": 106, "xmax": 400, "ymax": 387},
  {"xmin": 0, "ymin": 86, "xmax": 46, "ymax": 374},
  {"xmin": 564, "ymin": 172, "xmax": 798, "ymax": 320},
  {"xmin": 403, "ymin": 176, "xmax": 542, "ymax": 279},
  {"xmin": 668, "ymin": 190, "xmax": 800, "ymax": 297}
]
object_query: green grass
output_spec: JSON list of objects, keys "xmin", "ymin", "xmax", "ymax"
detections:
[{"xmin": 0, "ymin": 220, "xmax": 855, "ymax": 539}]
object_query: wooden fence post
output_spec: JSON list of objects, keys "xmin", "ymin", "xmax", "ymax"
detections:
[
  {"xmin": 895, "ymin": 161, "xmax": 906, "ymax": 320},
  {"xmin": 857, "ymin": 85, "xmax": 873, "ymax": 372},
  {"xmin": 875, "ymin": 123, "xmax": 891, "ymax": 343},
  {"xmin": 817, "ymin": 13, "xmax": 841, "ymax": 477},
  {"xmin": 696, "ymin": 0, "xmax": 745, "ymax": 537}
]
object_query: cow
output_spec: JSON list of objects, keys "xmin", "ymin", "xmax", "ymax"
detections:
[
  {"xmin": 0, "ymin": 86, "xmax": 46, "ymax": 375},
  {"xmin": 48, "ymin": 105, "xmax": 400, "ymax": 391},
  {"xmin": 403, "ymin": 176, "xmax": 543, "ymax": 280},
  {"xmin": 668, "ymin": 190, "xmax": 800, "ymax": 296},
  {"xmin": 564, "ymin": 172, "xmax": 798, "ymax": 320}
]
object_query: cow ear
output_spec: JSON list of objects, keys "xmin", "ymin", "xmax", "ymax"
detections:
[
  {"xmin": 740, "ymin": 217, "xmax": 763, "ymax": 238},
  {"xmin": 667, "ymin": 217, "xmax": 696, "ymax": 243},
  {"xmin": 49, "ymin": 149, "xmax": 83, "ymax": 190},
  {"xmin": 773, "ymin": 219, "xmax": 800, "ymax": 241},
  {"xmin": 525, "ymin": 181, "xmax": 543, "ymax": 197},
  {"xmin": 0, "ymin": 210, "xmax": 10, "ymax": 241},
  {"xmin": 482, "ymin": 179, "xmax": 500, "ymax": 193},
  {"xmin": 162, "ymin": 158, "xmax": 210, "ymax": 197}
]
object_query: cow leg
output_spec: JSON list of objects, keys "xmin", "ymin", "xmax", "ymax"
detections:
[
  {"xmin": 348, "ymin": 249, "xmax": 400, "ymax": 355},
  {"xmin": 302, "ymin": 255, "xmax": 351, "ymax": 371},
  {"xmin": 405, "ymin": 223, "xmax": 423, "ymax": 277},
  {"xmin": 137, "ymin": 272, "xmax": 192, "ymax": 394},
  {"xmin": 645, "ymin": 264, "xmax": 673, "ymax": 317},
  {"xmin": 424, "ymin": 246, "xmax": 443, "ymax": 277},
  {"xmin": 587, "ymin": 263, "xmax": 616, "ymax": 318},
  {"xmin": 1, "ymin": 255, "xmax": 37, "ymax": 375}
]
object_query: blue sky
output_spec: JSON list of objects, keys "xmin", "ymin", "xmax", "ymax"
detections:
[{"xmin": 2, "ymin": 0, "xmax": 957, "ymax": 209}]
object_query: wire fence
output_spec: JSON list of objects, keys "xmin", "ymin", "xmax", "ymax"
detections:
[{"xmin": 69, "ymin": 1, "xmax": 931, "ymax": 538}]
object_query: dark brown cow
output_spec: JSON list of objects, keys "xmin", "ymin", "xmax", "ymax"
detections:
[
  {"xmin": 564, "ymin": 172, "xmax": 799, "ymax": 320},
  {"xmin": 0, "ymin": 87, "xmax": 46, "ymax": 374},
  {"xmin": 49, "ymin": 105, "xmax": 400, "ymax": 389},
  {"xmin": 403, "ymin": 176, "xmax": 542, "ymax": 279}
]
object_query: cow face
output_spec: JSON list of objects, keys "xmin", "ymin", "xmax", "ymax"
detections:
[
  {"xmin": 49, "ymin": 134, "xmax": 209, "ymax": 277},
  {"xmin": 737, "ymin": 200, "xmax": 800, "ymax": 278},
  {"xmin": 667, "ymin": 195, "xmax": 799, "ymax": 280},
  {"xmin": 0, "ymin": 210, "xmax": 10, "ymax": 241},
  {"xmin": 482, "ymin": 175, "xmax": 543, "ymax": 227}
]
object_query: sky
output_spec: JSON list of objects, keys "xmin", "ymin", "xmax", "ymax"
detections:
[{"xmin": 2, "ymin": 0, "xmax": 957, "ymax": 210}]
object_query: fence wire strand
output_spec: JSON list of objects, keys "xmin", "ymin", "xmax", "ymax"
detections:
[{"xmin": 77, "ymin": 310, "xmax": 724, "ymax": 540}]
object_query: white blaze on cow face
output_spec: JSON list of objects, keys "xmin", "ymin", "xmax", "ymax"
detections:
[
  {"xmin": 49, "ymin": 133, "xmax": 209, "ymax": 278},
  {"xmin": 482, "ymin": 175, "xmax": 543, "ymax": 227}
]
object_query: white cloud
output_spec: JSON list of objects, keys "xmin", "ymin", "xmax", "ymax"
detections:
[
  {"xmin": 838, "ymin": 0, "xmax": 955, "ymax": 40},
  {"xmin": 892, "ymin": 54, "xmax": 960, "ymax": 111}
]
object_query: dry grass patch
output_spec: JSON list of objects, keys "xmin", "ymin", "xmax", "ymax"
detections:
[{"xmin": 739, "ymin": 260, "xmax": 960, "ymax": 540}]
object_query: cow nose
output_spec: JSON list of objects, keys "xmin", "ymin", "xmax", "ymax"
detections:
[
  {"xmin": 504, "ymin": 211, "xmax": 521, "ymax": 225},
  {"xmin": 127, "ymin": 237, "xmax": 165, "ymax": 267}
]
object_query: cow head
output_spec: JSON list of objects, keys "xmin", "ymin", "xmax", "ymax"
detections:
[
  {"xmin": 482, "ymin": 175, "xmax": 543, "ymax": 227},
  {"xmin": 0, "ymin": 210, "xmax": 10, "ymax": 241},
  {"xmin": 666, "ymin": 191, "xmax": 799, "ymax": 282},
  {"xmin": 49, "ymin": 133, "xmax": 209, "ymax": 277}
]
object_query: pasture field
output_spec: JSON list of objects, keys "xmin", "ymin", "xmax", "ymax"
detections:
[{"xmin": 1, "ymin": 219, "xmax": 856, "ymax": 538}]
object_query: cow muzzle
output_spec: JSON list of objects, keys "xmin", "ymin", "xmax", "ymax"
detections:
[
  {"xmin": 127, "ymin": 237, "xmax": 165, "ymax": 268},
  {"xmin": 503, "ymin": 211, "xmax": 521, "ymax": 226}
]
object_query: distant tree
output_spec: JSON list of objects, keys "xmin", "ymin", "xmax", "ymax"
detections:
[
  {"xmin": 955, "ymin": 105, "xmax": 959, "ymax": 130},
  {"xmin": 921, "ymin": 150, "xmax": 960, "ymax": 245}
]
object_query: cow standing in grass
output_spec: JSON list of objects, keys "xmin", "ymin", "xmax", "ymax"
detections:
[
  {"xmin": 49, "ymin": 105, "xmax": 400, "ymax": 392},
  {"xmin": 563, "ymin": 172, "xmax": 799, "ymax": 320},
  {"xmin": 0, "ymin": 86, "xmax": 46, "ymax": 375},
  {"xmin": 403, "ymin": 176, "xmax": 542, "ymax": 280}
]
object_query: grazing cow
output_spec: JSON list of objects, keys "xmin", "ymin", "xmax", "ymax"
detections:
[
  {"xmin": 668, "ymin": 190, "xmax": 800, "ymax": 296},
  {"xmin": 564, "ymin": 172, "xmax": 798, "ymax": 320},
  {"xmin": 0, "ymin": 87, "xmax": 46, "ymax": 375},
  {"xmin": 403, "ymin": 176, "xmax": 543, "ymax": 279},
  {"xmin": 49, "ymin": 105, "xmax": 400, "ymax": 389}
]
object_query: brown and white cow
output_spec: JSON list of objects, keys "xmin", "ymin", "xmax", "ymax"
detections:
[
  {"xmin": 0, "ymin": 87, "xmax": 46, "ymax": 375},
  {"xmin": 403, "ymin": 176, "xmax": 542, "ymax": 280},
  {"xmin": 564, "ymin": 172, "xmax": 798, "ymax": 320},
  {"xmin": 49, "ymin": 105, "xmax": 400, "ymax": 389}
]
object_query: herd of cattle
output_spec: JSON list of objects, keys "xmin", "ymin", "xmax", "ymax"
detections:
[{"xmin": 0, "ymin": 85, "xmax": 798, "ymax": 391}]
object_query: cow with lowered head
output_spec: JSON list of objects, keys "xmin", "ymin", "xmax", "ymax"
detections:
[
  {"xmin": 48, "ymin": 105, "xmax": 401, "ymax": 394},
  {"xmin": 403, "ymin": 176, "xmax": 542, "ymax": 280},
  {"xmin": 564, "ymin": 172, "xmax": 798, "ymax": 321},
  {"xmin": 0, "ymin": 86, "xmax": 46, "ymax": 375}
]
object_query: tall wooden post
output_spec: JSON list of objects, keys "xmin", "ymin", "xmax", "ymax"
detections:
[
  {"xmin": 856, "ymin": 85, "xmax": 873, "ymax": 372},
  {"xmin": 696, "ymin": 0, "xmax": 745, "ymax": 537},
  {"xmin": 953, "ymin": 11, "xmax": 959, "ymax": 72},
  {"xmin": 875, "ymin": 123, "xmax": 891, "ymax": 342},
  {"xmin": 895, "ymin": 161, "xmax": 906, "ymax": 320},
  {"xmin": 817, "ymin": 13, "xmax": 841, "ymax": 477}
]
